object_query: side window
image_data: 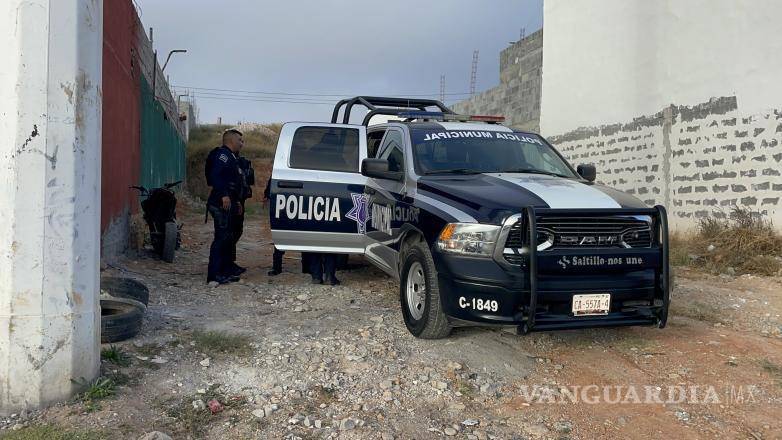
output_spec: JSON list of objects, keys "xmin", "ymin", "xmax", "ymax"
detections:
[
  {"xmin": 367, "ymin": 130, "xmax": 386, "ymax": 159},
  {"xmin": 378, "ymin": 130, "xmax": 405, "ymax": 172},
  {"xmin": 522, "ymin": 145, "xmax": 563, "ymax": 174},
  {"xmin": 289, "ymin": 127, "xmax": 359, "ymax": 172}
]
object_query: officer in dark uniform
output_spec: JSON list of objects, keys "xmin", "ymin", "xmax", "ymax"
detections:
[
  {"xmin": 230, "ymin": 155, "xmax": 254, "ymax": 275},
  {"xmin": 207, "ymin": 129, "xmax": 245, "ymax": 284},
  {"xmin": 263, "ymin": 177, "xmax": 285, "ymax": 276}
]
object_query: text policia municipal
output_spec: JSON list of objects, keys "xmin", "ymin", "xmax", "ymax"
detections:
[{"xmin": 422, "ymin": 131, "xmax": 543, "ymax": 144}]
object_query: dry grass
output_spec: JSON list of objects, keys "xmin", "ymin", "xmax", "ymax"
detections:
[
  {"xmin": 0, "ymin": 426, "xmax": 107, "ymax": 440},
  {"xmin": 186, "ymin": 124, "xmax": 282, "ymax": 200},
  {"xmin": 670, "ymin": 299, "xmax": 725, "ymax": 324},
  {"xmin": 669, "ymin": 207, "xmax": 782, "ymax": 276},
  {"xmin": 191, "ymin": 330, "xmax": 253, "ymax": 357},
  {"xmin": 759, "ymin": 358, "xmax": 782, "ymax": 387},
  {"xmin": 161, "ymin": 384, "xmax": 247, "ymax": 438}
]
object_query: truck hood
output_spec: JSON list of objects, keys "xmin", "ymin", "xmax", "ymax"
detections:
[{"xmin": 416, "ymin": 173, "xmax": 648, "ymax": 224}]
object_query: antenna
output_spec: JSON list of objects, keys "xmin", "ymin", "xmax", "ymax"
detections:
[
  {"xmin": 439, "ymin": 75, "xmax": 445, "ymax": 103},
  {"xmin": 469, "ymin": 50, "xmax": 479, "ymax": 97}
]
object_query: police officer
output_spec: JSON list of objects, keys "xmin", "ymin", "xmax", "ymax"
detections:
[
  {"xmin": 230, "ymin": 154, "xmax": 254, "ymax": 275},
  {"xmin": 207, "ymin": 128, "xmax": 245, "ymax": 284},
  {"xmin": 263, "ymin": 176, "xmax": 285, "ymax": 276}
]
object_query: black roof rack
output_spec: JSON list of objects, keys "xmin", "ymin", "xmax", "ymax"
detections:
[{"xmin": 331, "ymin": 96, "xmax": 455, "ymax": 126}]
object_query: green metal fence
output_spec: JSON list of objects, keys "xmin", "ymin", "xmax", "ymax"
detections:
[{"xmin": 139, "ymin": 77, "xmax": 186, "ymax": 189}]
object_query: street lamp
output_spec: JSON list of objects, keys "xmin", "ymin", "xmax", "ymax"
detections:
[
  {"xmin": 162, "ymin": 49, "xmax": 187, "ymax": 72},
  {"xmin": 152, "ymin": 49, "xmax": 187, "ymax": 100}
]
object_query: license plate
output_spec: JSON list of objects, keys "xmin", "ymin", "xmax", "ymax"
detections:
[{"xmin": 572, "ymin": 293, "xmax": 611, "ymax": 316}]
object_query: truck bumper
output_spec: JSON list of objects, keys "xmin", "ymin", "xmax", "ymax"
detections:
[{"xmin": 433, "ymin": 206, "xmax": 671, "ymax": 332}]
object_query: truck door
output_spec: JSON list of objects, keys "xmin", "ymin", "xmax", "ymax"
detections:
[
  {"xmin": 364, "ymin": 128, "xmax": 410, "ymax": 276},
  {"xmin": 270, "ymin": 122, "xmax": 368, "ymax": 253}
]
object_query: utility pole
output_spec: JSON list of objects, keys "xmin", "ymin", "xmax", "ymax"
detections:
[
  {"xmin": 470, "ymin": 50, "xmax": 479, "ymax": 97},
  {"xmin": 439, "ymin": 75, "xmax": 445, "ymax": 103},
  {"xmin": 520, "ymin": 27, "xmax": 526, "ymax": 41}
]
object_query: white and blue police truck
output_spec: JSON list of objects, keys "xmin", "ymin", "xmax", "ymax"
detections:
[{"xmin": 270, "ymin": 97, "xmax": 670, "ymax": 339}]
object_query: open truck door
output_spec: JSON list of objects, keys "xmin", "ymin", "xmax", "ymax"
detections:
[{"xmin": 269, "ymin": 122, "xmax": 369, "ymax": 254}]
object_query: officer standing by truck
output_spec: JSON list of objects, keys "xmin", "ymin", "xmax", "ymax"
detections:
[
  {"xmin": 230, "ymin": 154, "xmax": 254, "ymax": 275},
  {"xmin": 206, "ymin": 128, "xmax": 245, "ymax": 285},
  {"xmin": 263, "ymin": 177, "xmax": 285, "ymax": 276}
]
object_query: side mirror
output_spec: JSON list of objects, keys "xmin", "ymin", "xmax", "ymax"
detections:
[
  {"xmin": 361, "ymin": 158, "xmax": 403, "ymax": 181},
  {"xmin": 577, "ymin": 164, "xmax": 596, "ymax": 182}
]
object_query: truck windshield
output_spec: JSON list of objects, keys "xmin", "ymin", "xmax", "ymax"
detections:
[{"xmin": 411, "ymin": 129, "xmax": 577, "ymax": 178}]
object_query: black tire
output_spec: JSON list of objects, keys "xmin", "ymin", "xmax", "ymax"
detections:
[
  {"xmin": 101, "ymin": 299, "xmax": 143, "ymax": 343},
  {"xmin": 162, "ymin": 221, "xmax": 177, "ymax": 263},
  {"xmin": 399, "ymin": 240, "xmax": 452, "ymax": 339},
  {"xmin": 100, "ymin": 277, "xmax": 149, "ymax": 306}
]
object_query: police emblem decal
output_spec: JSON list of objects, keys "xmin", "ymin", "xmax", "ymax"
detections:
[{"xmin": 346, "ymin": 193, "xmax": 370, "ymax": 234}]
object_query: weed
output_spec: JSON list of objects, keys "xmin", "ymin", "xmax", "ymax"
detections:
[
  {"xmin": 760, "ymin": 358, "xmax": 782, "ymax": 387},
  {"xmin": 133, "ymin": 342, "xmax": 163, "ymax": 357},
  {"xmin": 456, "ymin": 380, "xmax": 476, "ymax": 398},
  {"xmin": 670, "ymin": 300, "xmax": 724, "ymax": 324},
  {"xmin": 71, "ymin": 377, "xmax": 116, "ymax": 412},
  {"xmin": 191, "ymin": 330, "xmax": 252, "ymax": 357},
  {"xmin": 103, "ymin": 371, "xmax": 132, "ymax": 387},
  {"xmin": 0, "ymin": 425, "xmax": 107, "ymax": 440},
  {"xmin": 669, "ymin": 207, "xmax": 782, "ymax": 275},
  {"xmin": 312, "ymin": 385, "xmax": 338, "ymax": 406},
  {"xmin": 100, "ymin": 345, "xmax": 130, "ymax": 367},
  {"xmin": 161, "ymin": 384, "xmax": 246, "ymax": 437}
]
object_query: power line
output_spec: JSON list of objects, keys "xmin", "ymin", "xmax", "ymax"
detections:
[
  {"xmin": 187, "ymin": 91, "xmax": 335, "ymax": 103},
  {"xmin": 191, "ymin": 95, "xmax": 334, "ymax": 105},
  {"xmin": 171, "ymin": 84, "xmax": 473, "ymax": 98}
]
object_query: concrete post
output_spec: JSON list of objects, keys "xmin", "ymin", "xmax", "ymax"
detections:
[{"xmin": 0, "ymin": 0, "xmax": 102, "ymax": 414}]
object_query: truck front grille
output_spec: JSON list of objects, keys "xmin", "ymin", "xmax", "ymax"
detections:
[{"xmin": 503, "ymin": 216, "xmax": 653, "ymax": 259}]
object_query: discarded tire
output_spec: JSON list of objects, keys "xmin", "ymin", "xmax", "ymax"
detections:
[
  {"xmin": 101, "ymin": 299, "xmax": 143, "ymax": 343},
  {"xmin": 100, "ymin": 277, "xmax": 149, "ymax": 306}
]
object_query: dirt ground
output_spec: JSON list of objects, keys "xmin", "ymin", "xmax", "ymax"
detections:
[{"xmin": 3, "ymin": 199, "xmax": 781, "ymax": 440}]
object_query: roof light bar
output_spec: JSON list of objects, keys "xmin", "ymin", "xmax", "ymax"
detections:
[
  {"xmin": 397, "ymin": 111, "xmax": 445, "ymax": 120},
  {"xmin": 469, "ymin": 115, "xmax": 505, "ymax": 122}
]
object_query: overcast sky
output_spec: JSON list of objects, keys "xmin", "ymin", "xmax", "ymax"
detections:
[{"xmin": 135, "ymin": 0, "xmax": 542, "ymax": 125}]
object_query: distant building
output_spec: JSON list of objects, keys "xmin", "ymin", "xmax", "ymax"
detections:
[{"xmin": 452, "ymin": 29, "xmax": 542, "ymax": 132}]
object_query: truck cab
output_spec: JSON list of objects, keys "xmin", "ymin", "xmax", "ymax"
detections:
[{"xmin": 270, "ymin": 97, "xmax": 670, "ymax": 339}]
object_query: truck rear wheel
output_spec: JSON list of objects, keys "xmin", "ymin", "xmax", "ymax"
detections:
[{"xmin": 400, "ymin": 240, "xmax": 451, "ymax": 339}]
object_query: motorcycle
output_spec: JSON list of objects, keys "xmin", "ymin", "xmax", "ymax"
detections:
[{"xmin": 131, "ymin": 181, "xmax": 182, "ymax": 262}]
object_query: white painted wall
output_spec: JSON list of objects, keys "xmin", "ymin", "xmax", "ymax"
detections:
[
  {"xmin": 540, "ymin": 0, "xmax": 782, "ymax": 136},
  {"xmin": 0, "ymin": 0, "xmax": 102, "ymax": 413}
]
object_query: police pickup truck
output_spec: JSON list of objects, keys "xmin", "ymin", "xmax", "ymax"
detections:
[{"xmin": 270, "ymin": 97, "xmax": 670, "ymax": 339}]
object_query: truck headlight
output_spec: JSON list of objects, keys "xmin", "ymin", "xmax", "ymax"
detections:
[{"xmin": 437, "ymin": 223, "xmax": 501, "ymax": 257}]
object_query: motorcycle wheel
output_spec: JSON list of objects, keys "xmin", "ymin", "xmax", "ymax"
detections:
[{"xmin": 162, "ymin": 221, "xmax": 177, "ymax": 263}]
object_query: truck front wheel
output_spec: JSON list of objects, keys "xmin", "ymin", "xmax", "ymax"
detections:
[{"xmin": 399, "ymin": 240, "xmax": 452, "ymax": 339}]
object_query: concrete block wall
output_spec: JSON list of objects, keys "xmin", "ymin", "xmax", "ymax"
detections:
[
  {"xmin": 549, "ymin": 97, "xmax": 782, "ymax": 230},
  {"xmin": 452, "ymin": 30, "xmax": 542, "ymax": 132}
]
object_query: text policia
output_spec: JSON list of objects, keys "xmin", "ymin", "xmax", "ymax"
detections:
[{"xmin": 275, "ymin": 194, "xmax": 342, "ymax": 222}]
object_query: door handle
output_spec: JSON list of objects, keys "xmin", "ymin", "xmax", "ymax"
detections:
[{"xmin": 278, "ymin": 181, "xmax": 303, "ymax": 189}]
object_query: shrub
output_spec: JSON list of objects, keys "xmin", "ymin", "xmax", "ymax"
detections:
[{"xmin": 670, "ymin": 206, "xmax": 782, "ymax": 275}]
